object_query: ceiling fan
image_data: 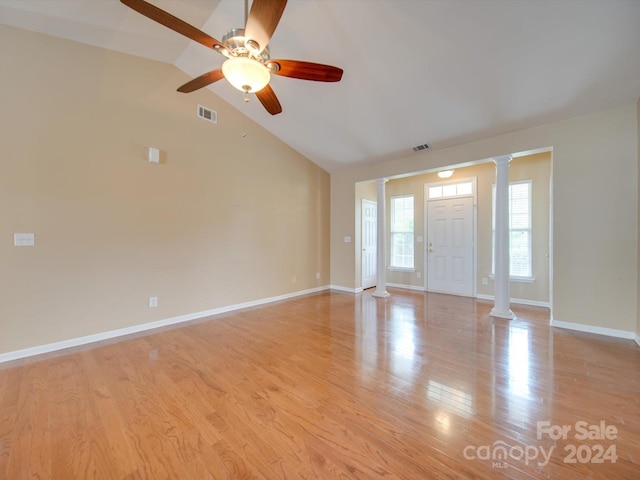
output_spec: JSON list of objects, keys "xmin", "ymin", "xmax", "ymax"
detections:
[{"xmin": 120, "ymin": 0, "xmax": 344, "ymax": 115}]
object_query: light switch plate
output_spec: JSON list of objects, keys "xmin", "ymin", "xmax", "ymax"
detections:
[
  {"xmin": 14, "ymin": 233, "xmax": 35, "ymax": 247},
  {"xmin": 148, "ymin": 147, "xmax": 160, "ymax": 163}
]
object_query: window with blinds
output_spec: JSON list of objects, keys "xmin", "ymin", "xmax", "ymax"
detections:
[
  {"xmin": 492, "ymin": 180, "xmax": 532, "ymax": 278},
  {"xmin": 390, "ymin": 195, "xmax": 414, "ymax": 269}
]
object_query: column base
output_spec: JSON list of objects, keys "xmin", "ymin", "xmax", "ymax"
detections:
[
  {"xmin": 372, "ymin": 290, "xmax": 390, "ymax": 298},
  {"xmin": 490, "ymin": 307, "xmax": 514, "ymax": 319}
]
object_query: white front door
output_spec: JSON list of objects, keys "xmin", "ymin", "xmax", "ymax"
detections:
[
  {"xmin": 426, "ymin": 197, "xmax": 474, "ymax": 296},
  {"xmin": 362, "ymin": 199, "xmax": 377, "ymax": 289}
]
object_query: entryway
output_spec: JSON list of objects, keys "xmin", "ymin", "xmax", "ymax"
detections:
[{"xmin": 425, "ymin": 180, "xmax": 476, "ymax": 296}]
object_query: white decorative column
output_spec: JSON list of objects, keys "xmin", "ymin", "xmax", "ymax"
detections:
[
  {"xmin": 372, "ymin": 178, "xmax": 390, "ymax": 298},
  {"xmin": 490, "ymin": 155, "xmax": 514, "ymax": 319}
]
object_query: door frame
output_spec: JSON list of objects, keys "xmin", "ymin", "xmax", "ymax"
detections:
[
  {"xmin": 424, "ymin": 177, "xmax": 477, "ymax": 296},
  {"xmin": 361, "ymin": 198, "xmax": 377, "ymax": 289}
]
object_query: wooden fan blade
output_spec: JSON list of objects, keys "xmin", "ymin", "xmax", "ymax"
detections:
[
  {"xmin": 120, "ymin": 0, "xmax": 225, "ymax": 51},
  {"xmin": 267, "ymin": 60, "xmax": 343, "ymax": 82},
  {"xmin": 244, "ymin": 0, "xmax": 287, "ymax": 54},
  {"xmin": 255, "ymin": 85, "xmax": 283, "ymax": 115},
  {"xmin": 177, "ymin": 69, "xmax": 225, "ymax": 93}
]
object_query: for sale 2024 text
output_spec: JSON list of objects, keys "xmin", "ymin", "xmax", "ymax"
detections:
[{"xmin": 537, "ymin": 420, "xmax": 618, "ymax": 464}]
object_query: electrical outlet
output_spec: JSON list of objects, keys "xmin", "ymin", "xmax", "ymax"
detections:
[
  {"xmin": 292, "ymin": 276, "xmax": 297, "ymax": 284},
  {"xmin": 416, "ymin": 271, "xmax": 421, "ymax": 279},
  {"xmin": 149, "ymin": 296, "xmax": 158, "ymax": 308},
  {"xmin": 482, "ymin": 277, "xmax": 488, "ymax": 286},
  {"xmin": 316, "ymin": 272, "xmax": 320, "ymax": 279}
]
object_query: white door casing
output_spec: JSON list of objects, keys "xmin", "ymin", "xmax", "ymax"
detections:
[
  {"xmin": 362, "ymin": 199, "xmax": 377, "ymax": 289},
  {"xmin": 426, "ymin": 195, "xmax": 475, "ymax": 296}
]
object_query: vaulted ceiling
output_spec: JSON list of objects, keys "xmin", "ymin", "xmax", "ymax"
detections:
[{"xmin": 2, "ymin": 0, "xmax": 640, "ymax": 172}]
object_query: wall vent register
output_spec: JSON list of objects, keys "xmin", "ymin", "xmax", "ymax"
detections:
[{"xmin": 197, "ymin": 105, "xmax": 217, "ymax": 124}]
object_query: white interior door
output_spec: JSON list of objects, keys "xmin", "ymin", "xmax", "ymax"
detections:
[
  {"xmin": 362, "ymin": 199, "xmax": 377, "ymax": 289},
  {"xmin": 426, "ymin": 197, "xmax": 474, "ymax": 296}
]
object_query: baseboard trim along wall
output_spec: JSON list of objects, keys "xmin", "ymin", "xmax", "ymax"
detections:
[
  {"xmin": 475, "ymin": 293, "xmax": 550, "ymax": 309},
  {"xmin": 330, "ymin": 285, "xmax": 359, "ymax": 294},
  {"xmin": 386, "ymin": 283, "xmax": 425, "ymax": 292},
  {"xmin": 634, "ymin": 335, "xmax": 640, "ymax": 347},
  {"xmin": 551, "ymin": 319, "xmax": 636, "ymax": 341},
  {"xmin": 0, "ymin": 286, "xmax": 330, "ymax": 364}
]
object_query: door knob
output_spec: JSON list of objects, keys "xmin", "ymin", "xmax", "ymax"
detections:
[{"xmin": 428, "ymin": 248, "xmax": 433, "ymax": 253}]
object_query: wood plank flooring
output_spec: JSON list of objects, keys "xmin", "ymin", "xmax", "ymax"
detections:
[{"xmin": 1, "ymin": 289, "xmax": 639, "ymax": 479}]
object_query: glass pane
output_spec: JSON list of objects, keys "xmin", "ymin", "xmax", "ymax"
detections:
[
  {"xmin": 510, "ymin": 230, "xmax": 531, "ymax": 277},
  {"xmin": 429, "ymin": 186, "xmax": 442, "ymax": 198},
  {"xmin": 391, "ymin": 196, "xmax": 414, "ymax": 233},
  {"xmin": 457, "ymin": 182, "xmax": 472, "ymax": 195},
  {"xmin": 391, "ymin": 232, "xmax": 414, "ymax": 268},
  {"xmin": 511, "ymin": 212, "xmax": 529, "ymax": 229},
  {"xmin": 443, "ymin": 184, "xmax": 456, "ymax": 197}
]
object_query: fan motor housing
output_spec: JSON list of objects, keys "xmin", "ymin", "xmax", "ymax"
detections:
[{"xmin": 220, "ymin": 28, "xmax": 270, "ymax": 63}]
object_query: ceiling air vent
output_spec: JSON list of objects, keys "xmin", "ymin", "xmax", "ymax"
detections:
[
  {"xmin": 197, "ymin": 104, "xmax": 217, "ymax": 124},
  {"xmin": 412, "ymin": 143, "xmax": 430, "ymax": 152}
]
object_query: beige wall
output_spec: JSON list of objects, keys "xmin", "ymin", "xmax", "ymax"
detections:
[
  {"xmin": 383, "ymin": 153, "xmax": 551, "ymax": 304},
  {"xmin": 0, "ymin": 25, "xmax": 330, "ymax": 355},
  {"xmin": 331, "ymin": 104, "xmax": 638, "ymax": 333}
]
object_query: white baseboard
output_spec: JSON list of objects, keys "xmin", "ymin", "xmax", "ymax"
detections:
[
  {"xmin": 386, "ymin": 283, "xmax": 426, "ymax": 292},
  {"xmin": 475, "ymin": 293, "xmax": 550, "ymax": 309},
  {"xmin": 0, "ymin": 285, "xmax": 330, "ymax": 364},
  {"xmin": 329, "ymin": 284, "xmax": 359, "ymax": 293},
  {"xmin": 551, "ymin": 319, "xmax": 636, "ymax": 341},
  {"xmin": 634, "ymin": 335, "xmax": 640, "ymax": 347}
]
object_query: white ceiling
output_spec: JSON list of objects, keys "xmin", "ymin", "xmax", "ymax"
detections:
[{"xmin": 2, "ymin": 0, "xmax": 640, "ymax": 173}]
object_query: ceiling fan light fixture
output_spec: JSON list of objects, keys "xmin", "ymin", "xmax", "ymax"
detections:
[
  {"xmin": 120, "ymin": 0, "xmax": 342, "ymax": 116},
  {"xmin": 222, "ymin": 57, "xmax": 271, "ymax": 93}
]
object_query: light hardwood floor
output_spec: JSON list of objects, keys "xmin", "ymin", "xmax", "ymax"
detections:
[{"xmin": 1, "ymin": 289, "xmax": 639, "ymax": 479}]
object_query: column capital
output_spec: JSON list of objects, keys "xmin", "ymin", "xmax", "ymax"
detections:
[
  {"xmin": 492, "ymin": 155, "xmax": 512, "ymax": 166},
  {"xmin": 376, "ymin": 178, "xmax": 389, "ymax": 185}
]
